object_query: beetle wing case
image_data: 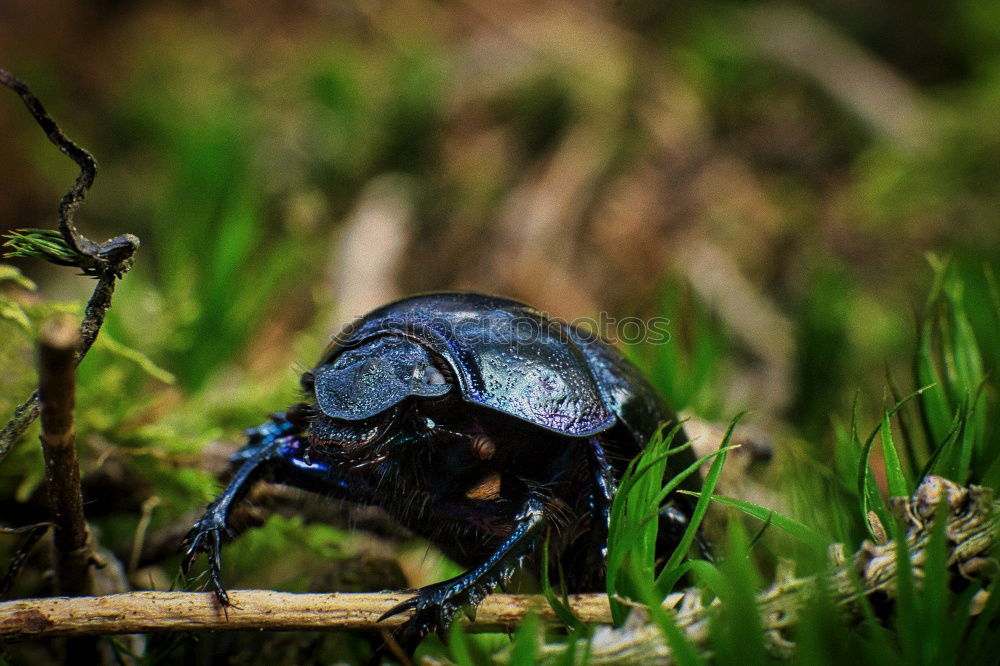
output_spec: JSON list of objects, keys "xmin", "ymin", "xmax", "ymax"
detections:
[{"xmin": 327, "ymin": 292, "xmax": 616, "ymax": 436}]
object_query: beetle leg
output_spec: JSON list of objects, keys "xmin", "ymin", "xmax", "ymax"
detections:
[
  {"xmin": 227, "ymin": 413, "xmax": 299, "ymax": 463},
  {"xmin": 583, "ymin": 437, "xmax": 616, "ymax": 582},
  {"xmin": 377, "ymin": 492, "xmax": 547, "ymax": 656},
  {"xmin": 181, "ymin": 414, "xmax": 371, "ymax": 605},
  {"xmin": 180, "ymin": 416, "xmax": 297, "ymax": 605}
]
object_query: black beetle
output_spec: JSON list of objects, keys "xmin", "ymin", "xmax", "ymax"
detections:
[{"xmin": 182, "ymin": 292, "xmax": 697, "ymax": 654}]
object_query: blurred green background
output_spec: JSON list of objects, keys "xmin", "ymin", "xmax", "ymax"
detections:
[{"xmin": 1, "ymin": 1, "xmax": 999, "ymax": 663}]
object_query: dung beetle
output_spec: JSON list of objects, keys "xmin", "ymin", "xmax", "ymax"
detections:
[{"xmin": 182, "ymin": 292, "xmax": 697, "ymax": 654}]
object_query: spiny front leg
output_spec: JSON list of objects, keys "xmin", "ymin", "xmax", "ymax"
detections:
[
  {"xmin": 377, "ymin": 493, "xmax": 547, "ymax": 657},
  {"xmin": 180, "ymin": 414, "xmax": 300, "ymax": 605}
]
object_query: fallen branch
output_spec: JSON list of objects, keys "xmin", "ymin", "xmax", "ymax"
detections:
[
  {"xmin": 0, "ymin": 476, "xmax": 993, "ymax": 652},
  {"xmin": 0, "ymin": 591, "xmax": 612, "ymax": 641}
]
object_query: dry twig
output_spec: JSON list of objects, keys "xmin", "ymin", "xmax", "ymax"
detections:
[
  {"xmin": 0, "ymin": 68, "xmax": 139, "ymax": 462},
  {"xmin": 0, "ymin": 523, "xmax": 51, "ymax": 597},
  {"xmin": 0, "ymin": 591, "xmax": 611, "ymax": 641}
]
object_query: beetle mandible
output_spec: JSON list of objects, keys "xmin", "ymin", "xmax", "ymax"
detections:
[{"xmin": 181, "ymin": 292, "xmax": 698, "ymax": 654}]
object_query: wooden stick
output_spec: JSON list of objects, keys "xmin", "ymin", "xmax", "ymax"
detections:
[
  {"xmin": 0, "ymin": 591, "xmax": 612, "ymax": 641},
  {"xmin": 38, "ymin": 315, "xmax": 94, "ymax": 598}
]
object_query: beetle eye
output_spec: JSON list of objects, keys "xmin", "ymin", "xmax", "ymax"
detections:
[{"xmin": 423, "ymin": 366, "xmax": 446, "ymax": 386}]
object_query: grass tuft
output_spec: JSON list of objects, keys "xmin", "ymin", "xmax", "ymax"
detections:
[{"xmin": 3, "ymin": 229, "xmax": 88, "ymax": 268}]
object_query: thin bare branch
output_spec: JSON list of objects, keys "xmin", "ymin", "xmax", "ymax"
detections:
[
  {"xmin": 0, "ymin": 523, "xmax": 51, "ymax": 596},
  {"xmin": 0, "ymin": 68, "xmax": 98, "ymax": 258},
  {"xmin": 0, "ymin": 68, "xmax": 140, "ymax": 463},
  {"xmin": 0, "ymin": 392, "xmax": 40, "ymax": 463}
]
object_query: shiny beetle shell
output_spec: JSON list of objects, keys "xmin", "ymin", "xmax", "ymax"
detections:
[{"xmin": 311, "ymin": 292, "xmax": 666, "ymax": 444}]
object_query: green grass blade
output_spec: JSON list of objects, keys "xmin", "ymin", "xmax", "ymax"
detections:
[
  {"xmin": 885, "ymin": 366, "xmax": 927, "ymax": 481},
  {"xmin": 673, "ymin": 491, "xmax": 827, "ymax": 550},
  {"xmin": 540, "ymin": 534, "xmax": 583, "ymax": 632},
  {"xmin": 659, "ymin": 413, "xmax": 743, "ymax": 579},
  {"xmin": 857, "ymin": 385, "xmax": 933, "ymax": 540},
  {"xmin": 943, "ymin": 274, "xmax": 987, "ymax": 478},
  {"xmin": 914, "ymin": 255, "xmax": 991, "ymax": 483},
  {"xmin": 606, "ymin": 424, "xmax": 680, "ymax": 623},
  {"xmin": 985, "ymin": 263, "xmax": 1000, "ymax": 325},
  {"xmin": 921, "ymin": 499, "xmax": 949, "ymax": 662},
  {"xmin": 916, "ymin": 319, "xmax": 951, "ymax": 445},
  {"xmin": 880, "ymin": 404, "xmax": 909, "ymax": 497},
  {"xmin": 667, "ymin": 438, "xmax": 695, "ymax": 455},
  {"xmin": 655, "ymin": 560, "xmax": 694, "ymax": 599},
  {"xmin": 615, "ymin": 422, "xmax": 685, "ymax": 500},
  {"xmin": 794, "ymin": 577, "xmax": 842, "ymax": 666},
  {"xmin": 957, "ymin": 379, "xmax": 988, "ymax": 483},
  {"xmin": 651, "ymin": 445, "xmax": 741, "ymax": 516},
  {"xmin": 448, "ymin": 622, "xmax": 476, "ymax": 666},
  {"xmin": 982, "ymin": 451, "xmax": 1000, "ymax": 491},
  {"xmin": 922, "ymin": 253, "xmax": 949, "ymax": 312},
  {"xmin": 687, "ymin": 559, "xmax": 726, "ymax": 600},
  {"xmin": 893, "ymin": 520, "xmax": 920, "ymax": 665},
  {"xmin": 609, "ymin": 439, "xmax": 738, "ymax": 575},
  {"xmin": 606, "ymin": 422, "xmax": 688, "ymax": 597},
  {"xmin": 745, "ymin": 512, "xmax": 773, "ymax": 553},
  {"xmin": 551, "ymin": 632, "xmax": 579, "ymax": 666},
  {"xmin": 708, "ymin": 520, "xmax": 768, "ymax": 666},
  {"xmin": 921, "ymin": 398, "xmax": 967, "ymax": 481},
  {"xmin": 508, "ymin": 610, "xmax": 540, "ymax": 666}
]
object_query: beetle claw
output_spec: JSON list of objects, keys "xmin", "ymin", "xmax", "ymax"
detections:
[
  {"xmin": 377, "ymin": 595, "xmax": 421, "ymax": 623},
  {"xmin": 375, "ymin": 581, "xmax": 477, "ymax": 658},
  {"xmin": 180, "ymin": 515, "xmax": 231, "ymax": 606}
]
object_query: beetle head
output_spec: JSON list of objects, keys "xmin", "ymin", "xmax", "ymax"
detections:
[{"xmin": 310, "ymin": 335, "xmax": 452, "ymax": 422}]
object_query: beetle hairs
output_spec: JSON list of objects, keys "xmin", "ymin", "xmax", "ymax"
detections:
[
  {"xmin": 529, "ymin": 486, "xmax": 573, "ymax": 534},
  {"xmin": 297, "ymin": 369, "xmax": 315, "ymax": 394}
]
